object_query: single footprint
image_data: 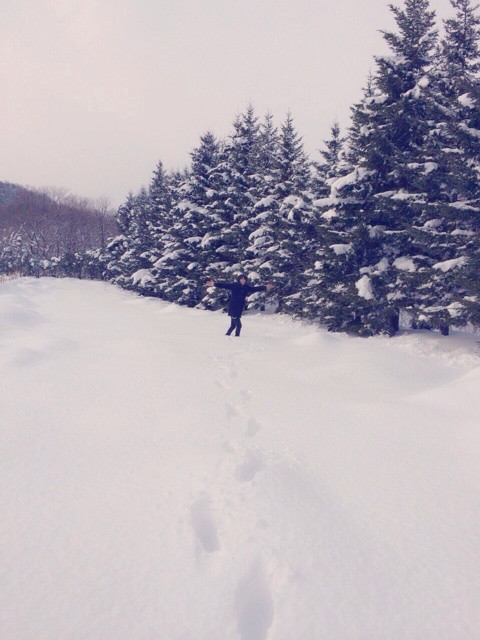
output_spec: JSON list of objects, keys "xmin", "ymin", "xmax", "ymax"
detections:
[
  {"xmin": 226, "ymin": 402, "xmax": 239, "ymax": 420},
  {"xmin": 190, "ymin": 496, "xmax": 220, "ymax": 554},
  {"xmin": 228, "ymin": 364, "xmax": 239, "ymax": 379},
  {"xmin": 245, "ymin": 418, "xmax": 261, "ymax": 437},
  {"xmin": 222, "ymin": 441, "xmax": 235, "ymax": 453},
  {"xmin": 235, "ymin": 562, "xmax": 274, "ymax": 640},
  {"xmin": 10, "ymin": 347, "xmax": 45, "ymax": 368},
  {"xmin": 235, "ymin": 450, "xmax": 264, "ymax": 482}
]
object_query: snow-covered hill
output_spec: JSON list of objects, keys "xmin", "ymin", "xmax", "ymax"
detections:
[{"xmin": 1, "ymin": 278, "xmax": 480, "ymax": 640}]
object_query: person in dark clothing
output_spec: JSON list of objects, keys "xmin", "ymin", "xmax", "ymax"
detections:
[{"xmin": 204, "ymin": 274, "xmax": 273, "ymax": 336}]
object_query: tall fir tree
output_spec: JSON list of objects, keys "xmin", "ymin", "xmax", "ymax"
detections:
[
  {"xmin": 242, "ymin": 113, "xmax": 314, "ymax": 312},
  {"xmin": 440, "ymin": 0, "xmax": 480, "ymax": 329},
  {"xmin": 405, "ymin": 0, "xmax": 480, "ymax": 331},
  {"xmin": 151, "ymin": 133, "xmax": 225, "ymax": 306},
  {"xmin": 143, "ymin": 160, "xmax": 173, "ymax": 270},
  {"xmin": 312, "ymin": 121, "xmax": 347, "ymax": 198},
  {"xmin": 120, "ymin": 187, "xmax": 156, "ymax": 289},
  {"xmin": 214, "ymin": 107, "xmax": 262, "ymax": 276},
  {"xmin": 104, "ymin": 192, "xmax": 139, "ymax": 287},
  {"xmin": 274, "ymin": 113, "xmax": 315, "ymax": 312},
  {"xmin": 242, "ymin": 115, "xmax": 280, "ymax": 276},
  {"xmin": 306, "ymin": 0, "xmax": 447, "ymax": 335}
]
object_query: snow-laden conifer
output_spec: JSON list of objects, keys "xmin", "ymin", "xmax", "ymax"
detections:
[
  {"xmin": 312, "ymin": 122, "xmax": 346, "ymax": 199},
  {"xmin": 403, "ymin": 0, "xmax": 480, "ymax": 331},
  {"xmin": 151, "ymin": 133, "xmax": 225, "ymax": 306},
  {"xmin": 312, "ymin": 0, "xmax": 444, "ymax": 335}
]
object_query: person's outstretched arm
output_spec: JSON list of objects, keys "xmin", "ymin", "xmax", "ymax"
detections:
[
  {"xmin": 204, "ymin": 279, "xmax": 234, "ymax": 290},
  {"xmin": 247, "ymin": 283, "xmax": 273, "ymax": 293}
]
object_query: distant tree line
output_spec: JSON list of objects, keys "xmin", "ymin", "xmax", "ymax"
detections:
[
  {"xmin": 0, "ymin": 183, "xmax": 117, "ymax": 278},
  {"xmin": 3, "ymin": 0, "xmax": 480, "ymax": 336}
]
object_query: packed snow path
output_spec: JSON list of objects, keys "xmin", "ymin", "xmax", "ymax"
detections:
[{"xmin": 1, "ymin": 278, "xmax": 480, "ymax": 640}]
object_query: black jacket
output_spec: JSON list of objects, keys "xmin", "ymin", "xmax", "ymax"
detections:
[{"xmin": 214, "ymin": 281, "xmax": 267, "ymax": 317}]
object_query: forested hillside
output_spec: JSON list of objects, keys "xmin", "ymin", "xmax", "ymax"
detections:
[{"xmin": 0, "ymin": 181, "xmax": 117, "ymax": 277}]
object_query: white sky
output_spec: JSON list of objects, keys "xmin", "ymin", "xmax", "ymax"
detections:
[{"xmin": 1, "ymin": 0, "xmax": 453, "ymax": 205}]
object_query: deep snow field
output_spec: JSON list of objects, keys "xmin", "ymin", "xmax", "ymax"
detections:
[{"xmin": 1, "ymin": 277, "xmax": 480, "ymax": 640}]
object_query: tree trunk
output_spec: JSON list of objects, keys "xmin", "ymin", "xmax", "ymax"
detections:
[{"xmin": 390, "ymin": 309, "xmax": 400, "ymax": 334}]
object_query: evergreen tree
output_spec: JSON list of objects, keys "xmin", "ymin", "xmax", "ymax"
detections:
[
  {"xmin": 442, "ymin": 0, "xmax": 480, "ymax": 81},
  {"xmin": 301, "ymin": 81, "xmax": 374, "ymax": 327},
  {"xmin": 242, "ymin": 113, "xmax": 283, "ymax": 287},
  {"xmin": 275, "ymin": 113, "xmax": 314, "ymax": 311},
  {"xmin": 116, "ymin": 192, "xmax": 137, "ymax": 236},
  {"xmin": 121, "ymin": 187, "xmax": 154, "ymax": 285},
  {"xmin": 308, "ymin": 0, "xmax": 444, "ymax": 335},
  {"xmin": 103, "ymin": 192, "xmax": 137, "ymax": 287},
  {"xmin": 151, "ymin": 132, "xmax": 226, "ymax": 306},
  {"xmin": 312, "ymin": 122, "xmax": 347, "ymax": 198},
  {"xmin": 405, "ymin": 0, "xmax": 480, "ymax": 331},
  {"xmin": 443, "ymin": 0, "xmax": 480, "ymax": 327},
  {"xmin": 257, "ymin": 113, "xmax": 280, "ymax": 176},
  {"xmin": 104, "ymin": 188, "xmax": 157, "ymax": 292},
  {"xmin": 244, "ymin": 113, "xmax": 314, "ymax": 312},
  {"xmin": 150, "ymin": 160, "xmax": 173, "ymax": 213},
  {"xmin": 242, "ymin": 113, "xmax": 280, "ymax": 296},
  {"xmin": 216, "ymin": 106, "xmax": 262, "ymax": 274},
  {"xmin": 144, "ymin": 160, "xmax": 176, "ymax": 281}
]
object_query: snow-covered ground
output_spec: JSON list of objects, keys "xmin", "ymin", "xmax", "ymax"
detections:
[{"xmin": 1, "ymin": 277, "xmax": 480, "ymax": 640}]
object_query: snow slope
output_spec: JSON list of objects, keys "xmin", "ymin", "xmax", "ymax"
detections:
[{"xmin": 1, "ymin": 278, "xmax": 480, "ymax": 640}]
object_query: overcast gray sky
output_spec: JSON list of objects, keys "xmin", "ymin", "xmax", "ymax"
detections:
[{"xmin": 1, "ymin": 0, "xmax": 453, "ymax": 205}]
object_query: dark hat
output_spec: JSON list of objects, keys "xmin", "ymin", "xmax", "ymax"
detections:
[{"xmin": 237, "ymin": 273, "xmax": 248, "ymax": 282}]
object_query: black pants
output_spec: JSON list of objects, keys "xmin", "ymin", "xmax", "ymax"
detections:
[{"xmin": 226, "ymin": 316, "xmax": 242, "ymax": 336}]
